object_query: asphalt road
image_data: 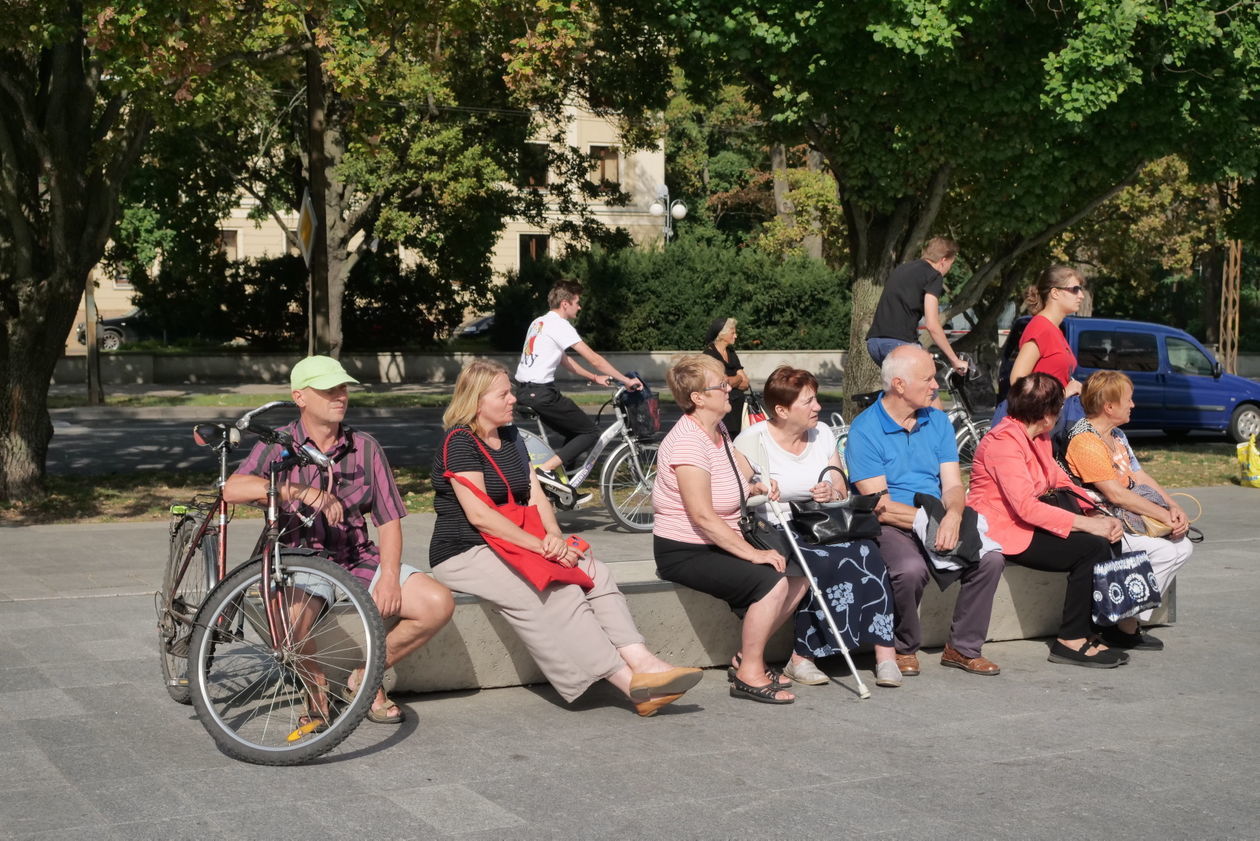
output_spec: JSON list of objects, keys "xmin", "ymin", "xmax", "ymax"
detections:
[{"xmin": 47, "ymin": 395, "xmax": 1228, "ymax": 477}]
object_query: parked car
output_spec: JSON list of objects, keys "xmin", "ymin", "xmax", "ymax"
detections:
[
  {"xmin": 999, "ymin": 315, "xmax": 1260, "ymax": 442},
  {"xmin": 457, "ymin": 315, "xmax": 495, "ymax": 338},
  {"xmin": 75, "ymin": 308, "xmax": 158, "ymax": 351}
]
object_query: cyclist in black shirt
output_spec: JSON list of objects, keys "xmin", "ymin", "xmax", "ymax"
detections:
[{"xmin": 866, "ymin": 236, "xmax": 969, "ymax": 377}]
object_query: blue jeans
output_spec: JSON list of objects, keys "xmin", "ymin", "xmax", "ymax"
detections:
[{"xmin": 867, "ymin": 337, "xmax": 911, "ymax": 366}]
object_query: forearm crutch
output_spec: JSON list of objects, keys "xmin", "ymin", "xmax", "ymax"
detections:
[{"xmin": 752, "ymin": 494, "xmax": 871, "ymax": 700}]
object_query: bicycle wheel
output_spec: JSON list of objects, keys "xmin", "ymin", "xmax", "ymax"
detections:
[
  {"xmin": 601, "ymin": 441, "xmax": 659, "ymax": 532},
  {"xmin": 158, "ymin": 514, "xmax": 217, "ymax": 704},
  {"xmin": 188, "ymin": 555, "xmax": 385, "ymax": 765},
  {"xmin": 956, "ymin": 418, "xmax": 990, "ymax": 469}
]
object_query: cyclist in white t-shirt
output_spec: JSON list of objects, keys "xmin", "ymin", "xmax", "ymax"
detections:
[{"xmin": 514, "ymin": 281, "xmax": 643, "ymax": 486}]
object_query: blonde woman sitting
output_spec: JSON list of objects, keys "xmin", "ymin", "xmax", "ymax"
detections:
[{"xmin": 429, "ymin": 360, "xmax": 701, "ymax": 716}]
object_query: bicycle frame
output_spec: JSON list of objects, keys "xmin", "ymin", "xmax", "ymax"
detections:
[{"xmin": 522, "ymin": 386, "xmax": 635, "ymax": 489}]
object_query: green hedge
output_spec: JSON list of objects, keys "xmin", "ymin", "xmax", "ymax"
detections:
[{"xmin": 493, "ymin": 236, "xmax": 849, "ymax": 352}]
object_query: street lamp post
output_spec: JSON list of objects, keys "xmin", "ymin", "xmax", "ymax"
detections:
[{"xmin": 648, "ymin": 185, "xmax": 687, "ymax": 242}]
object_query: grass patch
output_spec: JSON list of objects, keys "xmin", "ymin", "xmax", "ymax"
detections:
[
  {"xmin": 1129, "ymin": 441, "xmax": 1242, "ymax": 488},
  {"xmin": 0, "ymin": 466, "xmax": 435, "ymax": 526}
]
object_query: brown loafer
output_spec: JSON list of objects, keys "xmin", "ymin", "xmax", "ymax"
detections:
[
  {"xmin": 628, "ymin": 666, "xmax": 703, "ymax": 701},
  {"xmin": 895, "ymin": 653, "xmax": 920, "ymax": 676},
  {"xmin": 635, "ymin": 693, "xmax": 684, "ymax": 717},
  {"xmin": 940, "ymin": 644, "xmax": 1000, "ymax": 676}
]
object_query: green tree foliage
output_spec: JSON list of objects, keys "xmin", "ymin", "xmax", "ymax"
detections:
[
  {"xmin": 492, "ymin": 235, "xmax": 849, "ymax": 353},
  {"xmin": 661, "ymin": 0, "xmax": 1260, "ymax": 403}
]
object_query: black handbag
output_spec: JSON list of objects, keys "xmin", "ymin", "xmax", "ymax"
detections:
[
  {"xmin": 789, "ymin": 466, "xmax": 883, "ymax": 544},
  {"xmin": 719, "ymin": 434, "xmax": 796, "ymax": 562},
  {"xmin": 1038, "ymin": 486, "xmax": 1096, "ymax": 514}
]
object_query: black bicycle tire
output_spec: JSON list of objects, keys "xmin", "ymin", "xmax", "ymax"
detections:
[
  {"xmin": 601, "ymin": 441, "xmax": 659, "ymax": 532},
  {"xmin": 158, "ymin": 516, "xmax": 217, "ymax": 704},
  {"xmin": 187, "ymin": 555, "xmax": 385, "ymax": 765}
]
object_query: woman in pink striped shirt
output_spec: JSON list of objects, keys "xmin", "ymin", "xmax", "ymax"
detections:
[{"xmin": 653, "ymin": 354, "xmax": 809, "ymax": 704}]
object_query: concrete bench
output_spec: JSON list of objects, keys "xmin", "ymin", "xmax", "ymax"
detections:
[{"xmin": 388, "ymin": 561, "xmax": 1175, "ymax": 694}]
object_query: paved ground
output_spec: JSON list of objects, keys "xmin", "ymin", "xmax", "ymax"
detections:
[{"xmin": 1, "ymin": 486, "xmax": 1258, "ymax": 840}]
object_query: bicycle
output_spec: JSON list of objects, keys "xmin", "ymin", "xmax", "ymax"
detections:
[
  {"xmin": 931, "ymin": 350, "xmax": 993, "ymax": 468},
  {"xmin": 159, "ymin": 421, "xmax": 241, "ymax": 704},
  {"xmin": 518, "ymin": 379, "xmax": 660, "ymax": 532},
  {"xmin": 158, "ymin": 401, "xmax": 386, "ymax": 765}
]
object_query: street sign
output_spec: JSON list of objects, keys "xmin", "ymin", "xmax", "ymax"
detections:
[{"xmin": 297, "ymin": 189, "xmax": 317, "ymax": 267}]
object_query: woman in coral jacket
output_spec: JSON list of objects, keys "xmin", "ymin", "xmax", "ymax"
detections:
[{"xmin": 967, "ymin": 373, "xmax": 1129, "ymax": 669}]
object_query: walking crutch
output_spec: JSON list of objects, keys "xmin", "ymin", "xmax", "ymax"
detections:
[{"xmin": 749, "ymin": 493, "xmax": 872, "ymax": 700}]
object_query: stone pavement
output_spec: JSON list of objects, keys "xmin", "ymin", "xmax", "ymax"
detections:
[{"xmin": 1, "ymin": 487, "xmax": 1258, "ymax": 840}]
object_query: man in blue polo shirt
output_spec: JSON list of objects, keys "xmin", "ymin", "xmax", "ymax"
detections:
[{"xmin": 845, "ymin": 344, "xmax": 1004, "ymax": 678}]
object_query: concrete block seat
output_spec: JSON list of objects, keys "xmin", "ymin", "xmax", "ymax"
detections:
[{"xmin": 384, "ymin": 560, "xmax": 1175, "ymax": 695}]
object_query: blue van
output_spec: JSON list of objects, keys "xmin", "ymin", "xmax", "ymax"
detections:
[{"xmin": 1000, "ymin": 316, "xmax": 1260, "ymax": 442}]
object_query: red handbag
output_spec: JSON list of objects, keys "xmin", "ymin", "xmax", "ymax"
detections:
[{"xmin": 441, "ymin": 428, "xmax": 594, "ymax": 591}]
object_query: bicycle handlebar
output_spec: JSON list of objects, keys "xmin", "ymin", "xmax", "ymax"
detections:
[
  {"xmin": 235, "ymin": 401, "xmax": 296, "ymax": 434},
  {"xmin": 233, "ymin": 401, "xmax": 332, "ymax": 469}
]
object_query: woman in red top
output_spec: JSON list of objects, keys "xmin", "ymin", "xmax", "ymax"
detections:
[
  {"xmin": 968, "ymin": 373, "xmax": 1129, "ymax": 669},
  {"xmin": 1010, "ymin": 265, "xmax": 1086, "ymax": 393},
  {"xmin": 991, "ymin": 265, "xmax": 1088, "ymax": 429}
]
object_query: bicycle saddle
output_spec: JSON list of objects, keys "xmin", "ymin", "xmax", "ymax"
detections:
[
  {"xmin": 850, "ymin": 391, "xmax": 882, "ymax": 409},
  {"xmin": 516, "ymin": 404, "xmax": 539, "ymax": 420},
  {"xmin": 193, "ymin": 423, "xmax": 241, "ymax": 450}
]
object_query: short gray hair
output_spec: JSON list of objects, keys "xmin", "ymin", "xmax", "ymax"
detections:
[{"xmin": 881, "ymin": 344, "xmax": 929, "ymax": 390}]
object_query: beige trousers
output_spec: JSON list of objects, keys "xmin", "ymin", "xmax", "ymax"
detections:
[{"xmin": 432, "ymin": 545, "xmax": 644, "ymax": 702}]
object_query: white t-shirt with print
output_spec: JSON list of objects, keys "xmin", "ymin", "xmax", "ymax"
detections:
[
  {"xmin": 515, "ymin": 310, "xmax": 582, "ymax": 383},
  {"xmin": 734, "ymin": 420, "xmax": 839, "ymax": 525}
]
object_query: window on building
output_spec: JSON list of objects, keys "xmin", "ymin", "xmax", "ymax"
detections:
[
  {"xmin": 111, "ymin": 274, "xmax": 134, "ymax": 291},
  {"xmin": 520, "ymin": 234, "xmax": 550, "ymax": 266},
  {"xmin": 589, "ymin": 145, "xmax": 619, "ymax": 193},
  {"xmin": 518, "ymin": 143, "xmax": 550, "ymax": 188},
  {"xmin": 218, "ymin": 229, "xmax": 239, "ymax": 260}
]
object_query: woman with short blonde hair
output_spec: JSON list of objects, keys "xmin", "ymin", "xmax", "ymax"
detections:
[{"xmin": 653, "ymin": 355, "xmax": 809, "ymax": 704}]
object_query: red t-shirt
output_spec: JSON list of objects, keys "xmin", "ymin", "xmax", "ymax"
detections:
[{"xmin": 1019, "ymin": 315, "xmax": 1076, "ymax": 386}]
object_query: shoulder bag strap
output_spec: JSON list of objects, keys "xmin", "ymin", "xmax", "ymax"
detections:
[
  {"xmin": 718, "ymin": 429, "xmax": 748, "ymax": 511},
  {"xmin": 441, "ymin": 427, "xmax": 518, "ymax": 507}
]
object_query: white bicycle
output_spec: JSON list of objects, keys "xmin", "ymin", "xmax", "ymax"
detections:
[{"xmin": 518, "ymin": 381, "xmax": 659, "ymax": 532}]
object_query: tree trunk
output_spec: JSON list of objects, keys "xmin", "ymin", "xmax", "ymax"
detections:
[
  {"xmin": 771, "ymin": 143, "xmax": 792, "ymax": 225},
  {"xmin": 84, "ymin": 273, "xmax": 103, "ymax": 404},
  {"xmin": 306, "ymin": 35, "xmax": 333, "ymax": 356},
  {"xmin": 0, "ymin": 14, "xmax": 152, "ymax": 500},
  {"xmin": 802, "ymin": 148, "xmax": 823, "ymax": 260}
]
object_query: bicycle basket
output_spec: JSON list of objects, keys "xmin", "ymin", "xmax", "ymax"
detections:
[{"xmin": 621, "ymin": 375, "xmax": 660, "ymax": 440}]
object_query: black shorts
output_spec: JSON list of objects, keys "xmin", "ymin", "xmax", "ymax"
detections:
[{"xmin": 654, "ymin": 535, "xmax": 790, "ymax": 618}]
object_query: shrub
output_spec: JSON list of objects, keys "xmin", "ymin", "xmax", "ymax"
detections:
[{"xmin": 491, "ymin": 235, "xmax": 849, "ymax": 352}]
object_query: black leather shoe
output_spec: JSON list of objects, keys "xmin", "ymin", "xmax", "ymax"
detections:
[
  {"xmin": 1099, "ymin": 626, "xmax": 1164, "ymax": 650},
  {"xmin": 1047, "ymin": 640, "xmax": 1125, "ymax": 669}
]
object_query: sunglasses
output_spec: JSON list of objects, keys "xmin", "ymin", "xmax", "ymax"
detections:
[{"xmin": 1054, "ymin": 285, "xmax": 1086, "ymax": 295}]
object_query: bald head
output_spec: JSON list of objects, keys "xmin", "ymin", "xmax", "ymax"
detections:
[{"xmin": 882, "ymin": 344, "xmax": 931, "ymax": 390}]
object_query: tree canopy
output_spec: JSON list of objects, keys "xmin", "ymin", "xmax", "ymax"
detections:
[{"xmin": 660, "ymin": 0, "xmax": 1260, "ymax": 397}]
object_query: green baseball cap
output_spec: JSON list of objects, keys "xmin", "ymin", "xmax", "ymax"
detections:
[{"xmin": 290, "ymin": 355, "xmax": 360, "ymax": 391}]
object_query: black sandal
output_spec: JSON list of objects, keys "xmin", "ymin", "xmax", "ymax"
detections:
[
  {"xmin": 728, "ymin": 654, "xmax": 791, "ymax": 689},
  {"xmin": 729, "ymin": 672, "xmax": 794, "ymax": 704}
]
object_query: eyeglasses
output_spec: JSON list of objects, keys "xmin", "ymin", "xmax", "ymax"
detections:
[
  {"xmin": 1054, "ymin": 285, "xmax": 1085, "ymax": 295},
  {"xmin": 700, "ymin": 382, "xmax": 732, "ymax": 393}
]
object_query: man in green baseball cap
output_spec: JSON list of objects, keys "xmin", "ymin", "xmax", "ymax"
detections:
[
  {"xmin": 226, "ymin": 355, "xmax": 454, "ymax": 726},
  {"xmin": 289, "ymin": 354, "xmax": 361, "ymax": 391}
]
